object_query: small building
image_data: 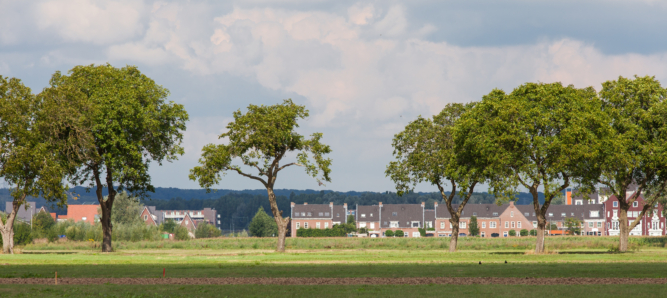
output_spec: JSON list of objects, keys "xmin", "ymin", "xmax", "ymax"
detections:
[
  {"xmin": 64, "ymin": 204, "xmax": 100, "ymax": 224},
  {"xmin": 290, "ymin": 202, "xmax": 348, "ymax": 237}
]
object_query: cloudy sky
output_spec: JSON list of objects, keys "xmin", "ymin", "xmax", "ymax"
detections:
[{"xmin": 2, "ymin": 0, "xmax": 667, "ymax": 192}]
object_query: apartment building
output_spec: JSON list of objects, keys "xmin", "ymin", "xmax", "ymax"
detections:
[
  {"xmin": 141, "ymin": 207, "xmax": 218, "ymax": 228},
  {"xmin": 290, "ymin": 202, "xmax": 348, "ymax": 237}
]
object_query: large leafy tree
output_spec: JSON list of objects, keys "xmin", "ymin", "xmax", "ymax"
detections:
[
  {"xmin": 458, "ymin": 83, "xmax": 606, "ymax": 253},
  {"xmin": 53, "ymin": 64, "xmax": 189, "ymax": 252},
  {"xmin": 596, "ymin": 76, "xmax": 667, "ymax": 252},
  {"xmin": 189, "ymin": 99, "xmax": 332, "ymax": 252},
  {"xmin": 0, "ymin": 76, "xmax": 86, "ymax": 253},
  {"xmin": 386, "ymin": 103, "xmax": 485, "ymax": 252}
]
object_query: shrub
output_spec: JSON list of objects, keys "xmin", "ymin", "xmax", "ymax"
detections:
[
  {"xmin": 248, "ymin": 207, "xmax": 278, "ymax": 237},
  {"xmin": 469, "ymin": 216, "xmax": 480, "ymax": 236},
  {"xmin": 32, "ymin": 212, "xmax": 55, "ymax": 238},
  {"xmin": 509, "ymin": 230, "xmax": 516, "ymax": 236},
  {"xmin": 529, "ymin": 229, "xmax": 537, "ymax": 236},
  {"xmin": 418, "ymin": 228, "xmax": 425, "ymax": 236},
  {"xmin": 160, "ymin": 219, "xmax": 178, "ymax": 233},
  {"xmin": 195, "ymin": 222, "xmax": 221, "ymax": 238},
  {"xmin": 13, "ymin": 222, "xmax": 33, "ymax": 246},
  {"xmin": 296, "ymin": 228, "xmax": 347, "ymax": 237},
  {"xmin": 520, "ymin": 229, "xmax": 529, "ymax": 236},
  {"xmin": 394, "ymin": 230, "xmax": 404, "ymax": 237},
  {"xmin": 174, "ymin": 226, "xmax": 190, "ymax": 240},
  {"xmin": 384, "ymin": 230, "xmax": 394, "ymax": 237}
]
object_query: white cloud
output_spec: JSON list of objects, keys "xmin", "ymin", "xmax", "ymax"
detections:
[{"xmin": 36, "ymin": 0, "xmax": 146, "ymax": 45}]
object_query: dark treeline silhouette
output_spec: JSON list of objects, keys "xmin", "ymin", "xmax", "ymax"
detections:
[{"xmin": 0, "ymin": 187, "xmax": 545, "ymax": 230}]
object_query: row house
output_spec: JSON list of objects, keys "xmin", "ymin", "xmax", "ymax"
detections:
[
  {"xmin": 377, "ymin": 202, "xmax": 426, "ymax": 237},
  {"xmin": 141, "ymin": 207, "xmax": 219, "ymax": 228},
  {"xmin": 290, "ymin": 202, "xmax": 348, "ymax": 237},
  {"xmin": 517, "ymin": 204, "xmax": 605, "ymax": 236},
  {"xmin": 434, "ymin": 202, "xmax": 514, "ymax": 237},
  {"xmin": 604, "ymin": 193, "xmax": 665, "ymax": 236}
]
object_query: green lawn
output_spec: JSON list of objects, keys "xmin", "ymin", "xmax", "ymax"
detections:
[{"xmin": 1, "ymin": 284, "xmax": 667, "ymax": 298}]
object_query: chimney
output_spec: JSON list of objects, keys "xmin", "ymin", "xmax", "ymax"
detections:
[
  {"xmin": 379, "ymin": 202, "xmax": 383, "ymax": 207},
  {"xmin": 509, "ymin": 201, "xmax": 515, "ymax": 207},
  {"xmin": 304, "ymin": 202, "xmax": 308, "ymax": 205},
  {"xmin": 434, "ymin": 202, "xmax": 438, "ymax": 207},
  {"xmin": 421, "ymin": 202, "xmax": 425, "ymax": 207},
  {"xmin": 329, "ymin": 202, "xmax": 333, "ymax": 207},
  {"xmin": 290, "ymin": 202, "xmax": 295, "ymax": 207},
  {"xmin": 343, "ymin": 203, "xmax": 347, "ymax": 208}
]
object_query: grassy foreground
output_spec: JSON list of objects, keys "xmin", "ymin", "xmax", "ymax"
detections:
[
  {"xmin": 22, "ymin": 235, "xmax": 667, "ymax": 251},
  {"xmin": 2, "ymin": 285, "xmax": 667, "ymax": 298}
]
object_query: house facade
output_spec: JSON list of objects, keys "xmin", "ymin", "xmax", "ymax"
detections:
[
  {"xmin": 290, "ymin": 202, "xmax": 348, "ymax": 237},
  {"xmin": 141, "ymin": 207, "xmax": 218, "ymax": 228},
  {"xmin": 604, "ymin": 193, "xmax": 665, "ymax": 236},
  {"xmin": 377, "ymin": 202, "xmax": 425, "ymax": 237}
]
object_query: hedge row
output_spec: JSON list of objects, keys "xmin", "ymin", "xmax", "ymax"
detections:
[{"xmin": 296, "ymin": 228, "xmax": 347, "ymax": 237}]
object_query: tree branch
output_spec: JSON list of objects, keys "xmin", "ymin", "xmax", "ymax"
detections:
[{"xmin": 234, "ymin": 168, "xmax": 268, "ymax": 188}]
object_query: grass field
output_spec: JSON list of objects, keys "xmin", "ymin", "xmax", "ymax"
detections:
[{"xmin": 3, "ymin": 237, "xmax": 667, "ymax": 297}]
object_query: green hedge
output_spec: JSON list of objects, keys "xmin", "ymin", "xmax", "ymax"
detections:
[{"xmin": 296, "ymin": 228, "xmax": 347, "ymax": 237}]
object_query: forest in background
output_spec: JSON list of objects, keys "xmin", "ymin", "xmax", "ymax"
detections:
[{"xmin": 0, "ymin": 186, "xmax": 545, "ymax": 231}]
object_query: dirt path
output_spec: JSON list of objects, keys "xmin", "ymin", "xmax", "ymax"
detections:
[{"xmin": 2, "ymin": 277, "xmax": 666, "ymax": 285}]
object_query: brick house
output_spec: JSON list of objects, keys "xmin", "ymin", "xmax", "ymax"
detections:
[
  {"xmin": 434, "ymin": 202, "xmax": 506, "ymax": 237},
  {"xmin": 356, "ymin": 204, "xmax": 381, "ymax": 236},
  {"xmin": 140, "ymin": 206, "xmax": 159, "ymax": 226},
  {"xmin": 142, "ymin": 207, "xmax": 218, "ymax": 228},
  {"xmin": 604, "ymin": 192, "xmax": 665, "ymax": 236},
  {"xmin": 290, "ymin": 202, "xmax": 348, "ymax": 237},
  {"xmin": 517, "ymin": 204, "xmax": 603, "ymax": 235},
  {"xmin": 180, "ymin": 213, "xmax": 198, "ymax": 232},
  {"xmin": 58, "ymin": 204, "xmax": 99, "ymax": 224},
  {"xmin": 378, "ymin": 202, "xmax": 425, "ymax": 238}
]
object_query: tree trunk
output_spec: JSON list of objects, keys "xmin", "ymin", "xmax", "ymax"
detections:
[
  {"xmin": 100, "ymin": 202, "xmax": 113, "ymax": 252},
  {"xmin": 449, "ymin": 219, "xmax": 459, "ymax": 253},
  {"xmin": 94, "ymin": 166, "xmax": 117, "ymax": 252},
  {"xmin": 535, "ymin": 220, "xmax": 546, "ymax": 254},
  {"xmin": 619, "ymin": 207, "xmax": 629, "ymax": 252},
  {"xmin": 266, "ymin": 187, "xmax": 289, "ymax": 252},
  {"xmin": 0, "ymin": 199, "xmax": 22, "ymax": 254}
]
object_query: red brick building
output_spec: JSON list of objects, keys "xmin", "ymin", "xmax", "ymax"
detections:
[
  {"xmin": 290, "ymin": 202, "xmax": 348, "ymax": 237},
  {"xmin": 604, "ymin": 192, "xmax": 665, "ymax": 236}
]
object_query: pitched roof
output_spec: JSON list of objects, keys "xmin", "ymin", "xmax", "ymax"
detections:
[
  {"xmin": 5, "ymin": 201, "xmax": 37, "ymax": 222},
  {"xmin": 424, "ymin": 209, "xmax": 435, "ymax": 222},
  {"xmin": 292, "ymin": 204, "xmax": 333, "ymax": 219},
  {"xmin": 357, "ymin": 205, "xmax": 379, "ymax": 222},
  {"xmin": 380, "ymin": 204, "xmax": 423, "ymax": 228},
  {"xmin": 516, "ymin": 204, "xmax": 604, "ymax": 221},
  {"xmin": 435, "ymin": 203, "xmax": 507, "ymax": 219},
  {"xmin": 67, "ymin": 204, "xmax": 99, "ymax": 225},
  {"xmin": 332, "ymin": 205, "xmax": 346, "ymax": 222}
]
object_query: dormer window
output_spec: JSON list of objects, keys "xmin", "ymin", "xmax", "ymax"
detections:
[
  {"xmin": 324, "ymin": 212, "xmax": 329, "ymax": 216},
  {"xmin": 524, "ymin": 213, "xmax": 529, "ymax": 216},
  {"xmin": 392, "ymin": 212, "xmax": 397, "ymax": 216},
  {"xmin": 561, "ymin": 213, "xmax": 566, "ymax": 217},
  {"xmin": 548, "ymin": 213, "xmax": 553, "ymax": 217},
  {"xmin": 319, "ymin": 212, "xmax": 323, "ymax": 216},
  {"xmin": 633, "ymin": 202, "xmax": 638, "ymax": 207},
  {"xmin": 361, "ymin": 214, "xmax": 366, "ymax": 218},
  {"xmin": 473, "ymin": 212, "xmax": 477, "ymax": 216},
  {"xmin": 493, "ymin": 212, "xmax": 498, "ymax": 216}
]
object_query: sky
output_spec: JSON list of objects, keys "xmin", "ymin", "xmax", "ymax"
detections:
[{"xmin": 1, "ymin": 0, "xmax": 667, "ymax": 193}]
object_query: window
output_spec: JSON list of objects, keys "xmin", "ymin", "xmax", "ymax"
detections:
[
  {"xmin": 590, "ymin": 211, "xmax": 599, "ymax": 218},
  {"xmin": 481, "ymin": 232, "xmax": 486, "ymax": 237},
  {"xmin": 511, "ymin": 211, "xmax": 514, "ymax": 217},
  {"xmin": 493, "ymin": 212, "xmax": 498, "ymax": 216},
  {"xmin": 460, "ymin": 222, "xmax": 466, "ymax": 229},
  {"xmin": 361, "ymin": 214, "xmax": 366, "ymax": 218},
  {"xmin": 505, "ymin": 221, "xmax": 509, "ymax": 228},
  {"xmin": 450, "ymin": 222, "xmax": 452, "ymax": 228},
  {"xmin": 325, "ymin": 212, "xmax": 330, "ymax": 216},
  {"xmin": 412, "ymin": 221, "xmax": 420, "ymax": 228},
  {"xmin": 575, "ymin": 200, "xmax": 582, "ymax": 205},
  {"xmin": 490, "ymin": 222, "xmax": 497, "ymax": 228},
  {"xmin": 82, "ymin": 217, "xmax": 87, "ymax": 221},
  {"xmin": 370, "ymin": 213, "xmax": 373, "ymax": 217},
  {"xmin": 482, "ymin": 222, "xmax": 486, "ymax": 228},
  {"xmin": 571, "ymin": 213, "xmax": 574, "ymax": 216},
  {"xmin": 426, "ymin": 221, "xmax": 433, "ymax": 228},
  {"xmin": 532, "ymin": 221, "xmax": 537, "ymax": 228},
  {"xmin": 144, "ymin": 215, "xmax": 148, "ymax": 221},
  {"xmin": 548, "ymin": 213, "xmax": 553, "ymax": 217},
  {"xmin": 304, "ymin": 222, "xmax": 309, "ymax": 229},
  {"xmin": 613, "ymin": 201, "xmax": 618, "ymax": 207},
  {"xmin": 390, "ymin": 221, "xmax": 399, "ymax": 228},
  {"xmin": 633, "ymin": 201, "xmax": 638, "ymax": 207},
  {"xmin": 336, "ymin": 213, "xmax": 340, "ymax": 217},
  {"xmin": 597, "ymin": 222, "xmax": 602, "ymax": 228},
  {"xmin": 503, "ymin": 231, "xmax": 508, "ymax": 237},
  {"xmin": 561, "ymin": 213, "xmax": 566, "ymax": 217},
  {"xmin": 392, "ymin": 212, "xmax": 397, "ymax": 216},
  {"xmin": 511, "ymin": 221, "xmax": 515, "ymax": 228},
  {"xmin": 613, "ymin": 210, "xmax": 618, "ymax": 218},
  {"xmin": 319, "ymin": 212, "xmax": 323, "ymax": 216},
  {"xmin": 324, "ymin": 222, "xmax": 329, "ymax": 229},
  {"xmin": 440, "ymin": 222, "xmax": 445, "ymax": 229},
  {"xmin": 316, "ymin": 222, "xmax": 321, "ymax": 229},
  {"xmin": 612, "ymin": 221, "xmax": 619, "ymax": 230},
  {"xmin": 524, "ymin": 213, "xmax": 529, "ymax": 216},
  {"xmin": 370, "ymin": 223, "xmax": 375, "ymax": 229},
  {"xmin": 473, "ymin": 212, "xmax": 477, "ymax": 216},
  {"xmin": 360, "ymin": 222, "xmax": 367, "ymax": 228},
  {"xmin": 301, "ymin": 212, "xmax": 305, "ymax": 216},
  {"xmin": 589, "ymin": 222, "xmax": 593, "ymax": 228},
  {"xmin": 296, "ymin": 222, "xmax": 300, "ymax": 229},
  {"xmin": 307, "ymin": 212, "xmax": 312, "ymax": 216},
  {"xmin": 517, "ymin": 221, "xmax": 521, "ymax": 228}
]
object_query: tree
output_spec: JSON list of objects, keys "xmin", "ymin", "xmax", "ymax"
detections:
[
  {"xmin": 0, "ymin": 76, "xmax": 84, "ymax": 253},
  {"xmin": 469, "ymin": 216, "xmax": 479, "ymax": 236},
  {"xmin": 387, "ymin": 103, "xmax": 489, "ymax": 252},
  {"xmin": 596, "ymin": 76, "xmax": 667, "ymax": 252},
  {"xmin": 195, "ymin": 222, "xmax": 221, "ymax": 238},
  {"xmin": 32, "ymin": 211, "xmax": 56, "ymax": 237},
  {"xmin": 110, "ymin": 192, "xmax": 144, "ymax": 225},
  {"xmin": 248, "ymin": 207, "xmax": 278, "ymax": 237},
  {"xmin": 53, "ymin": 64, "xmax": 189, "ymax": 252},
  {"xmin": 457, "ymin": 83, "xmax": 605, "ymax": 253},
  {"xmin": 564, "ymin": 217, "xmax": 581, "ymax": 235},
  {"xmin": 189, "ymin": 99, "xmax": 332, "ymax": 252},
  {"xmin": 160, "ymin": 219, "xmax": 178, "ymax": 233},
  {"xmin": 347, "ymin": 214, "xmax": 355, "ymax": 225}
]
